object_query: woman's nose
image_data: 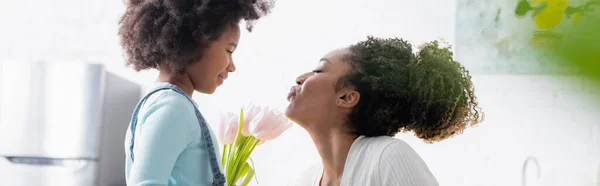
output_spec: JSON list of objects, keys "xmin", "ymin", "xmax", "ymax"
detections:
[
  {"xmin": 295, "ymin": 77, "xmax": 304, "ymax": 85},
  {"xmin": 295, "ymin": 72, "xmax": 310, "ymax": 85}
]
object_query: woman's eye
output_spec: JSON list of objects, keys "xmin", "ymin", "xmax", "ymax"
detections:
[
  {"xmin": 312, "ymin": 70, "xmax": 323, "ymax": 73},
  {"xmin": 226, "ymin": 50, "xmax": 233, "ymax": 54}
]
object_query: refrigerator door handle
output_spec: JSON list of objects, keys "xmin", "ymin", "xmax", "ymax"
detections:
[{"xmin": 2, "ymin": 156, "xmax": 95, "ymax": 172}]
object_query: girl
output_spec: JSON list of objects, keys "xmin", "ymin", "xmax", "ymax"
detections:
[{"xmin": 118, "ymin": 0, "xmax": 273, "ymax": 185}]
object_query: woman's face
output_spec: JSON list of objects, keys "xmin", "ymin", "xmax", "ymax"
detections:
[
  {"xmin": 187, "ymin": 24, "xmax": 241, "ymax": 94},
  {"xmin": 285, "ymin": 48, "xmax": 359, "ymax": 129}
]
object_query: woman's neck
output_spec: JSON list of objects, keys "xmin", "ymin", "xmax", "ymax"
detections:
[
  {"xmin": 307, "ymin": 126, "xmax": 357, "ymax": 186},
  {"xmin": 157, "ymin": 66, "xmax": 194, "ymax": 97}
]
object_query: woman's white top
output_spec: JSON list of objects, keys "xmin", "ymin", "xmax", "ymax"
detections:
[{"xmin": 295, "ymin": 136, "xmax": 439, "ymax": 186}]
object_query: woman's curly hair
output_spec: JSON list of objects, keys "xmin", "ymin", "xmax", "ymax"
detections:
[
  {"xmin": 118, "ymin": 0, "xmax": 274, "ymax": 74},
  {"xmin": 341, "ymin": 36, "xmax": 484, "ymax": 143}
]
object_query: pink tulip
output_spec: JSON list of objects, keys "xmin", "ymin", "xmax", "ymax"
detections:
[
  {"xmin": 248, "ymin": 106, "xmax": 292, "ymax": 142},
  {"xmin": 217, "ymin": 111, "xmax": 239, "ymax": 145},
  {"xmin": 241, "ymin": 104, "xmax": 262, "ymax": 136}
]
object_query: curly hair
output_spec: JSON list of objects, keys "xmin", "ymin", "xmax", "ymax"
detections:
[
  {"xmin": 118, "ymin": 0, "xmax": 274, "ymax": 74},
  {"xmin": 340, "ymin": 36, "xmax": 483, "ymax": 143}
]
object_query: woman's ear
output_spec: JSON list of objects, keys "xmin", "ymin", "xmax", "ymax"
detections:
[{"xmin": 336, "ymin": 89, "xmax": 360, "ymax": 108}]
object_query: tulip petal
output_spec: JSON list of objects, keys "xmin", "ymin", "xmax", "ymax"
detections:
[
  {"xmin": 242, "ymin": 104, "xmax": 262, "ymax": 136},
  {"xmin": 248, "ymin": 106, "xmax": 292, "ymax": 141},
  {"xmin": 218, "ymin": 111, "xmax": 239, "ymax": 145}
]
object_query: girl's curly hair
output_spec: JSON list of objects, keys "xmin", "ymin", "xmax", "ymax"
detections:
[
  {"xmin": 341, "ymin": 36, "xmax": 484, "ymax": 143},
  {"xmin": 118, "ymin": 0, "xmax": 274, "ymax": 74}
]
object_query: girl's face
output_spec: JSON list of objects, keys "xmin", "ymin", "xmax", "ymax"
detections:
[{"xmin": 187, "ymin": 24, "xmax": 241, "ymax": 94}]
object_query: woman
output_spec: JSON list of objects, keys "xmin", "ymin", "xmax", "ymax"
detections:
[
  {"xmin": 286, "ymin": 36, "xmax": 483, "ymax": 186},
  {"xmin": 118, "ymin": 0, "xmax": 273, "ymax": 185}
]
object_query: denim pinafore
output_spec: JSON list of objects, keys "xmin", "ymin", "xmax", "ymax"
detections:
[{"xmin": 128, "ymin": 83, "xmax": 226, "ymax": 186}]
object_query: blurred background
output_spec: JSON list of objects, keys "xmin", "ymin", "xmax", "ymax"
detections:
[{"xmin": 0, "ymin": 0, "xmax": 599, "ymax": 185}]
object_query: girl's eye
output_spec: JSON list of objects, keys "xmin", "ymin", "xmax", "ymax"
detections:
[{"xmin": 312, "ymin": 70, "xmax": 323, "ymax": 73}]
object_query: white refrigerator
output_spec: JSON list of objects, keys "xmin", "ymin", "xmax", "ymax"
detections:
[{"xmin": 0, "ymin": 62, "xmax": 141, "ymax": 186}]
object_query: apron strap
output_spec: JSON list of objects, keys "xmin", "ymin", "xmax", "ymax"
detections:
[{"xmin": 128, "ymin": 83, "xmax": 226, "ymax": 186}]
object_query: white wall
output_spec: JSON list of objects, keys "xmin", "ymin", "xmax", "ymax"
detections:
[{"xmin": 1, "ymin": 0, "xmax": 599, "ymax": 185}]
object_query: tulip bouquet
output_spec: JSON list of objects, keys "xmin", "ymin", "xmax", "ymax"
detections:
[{"xmin": 217, "ymin": 104, "xmax": 292, "ymax": 186}]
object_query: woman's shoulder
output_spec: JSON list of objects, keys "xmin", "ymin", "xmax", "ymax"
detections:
[
  {"xmin": 346, "ymin": 136, "xmax": 413, "ymax": 170},
  {"xmin": 353, "ymin": 136, "xmax": 426, "ymax": 168},
  {"xmin": 362, "ymin": 136, "xmax": 439, "ymax": 185},
  {"xmin": 344, "ymin": 136, "xmax": 438, "ymax": 185},
  {"xmin": 356, "ymin": 136, "xmax": 411, "ymax": 152}
]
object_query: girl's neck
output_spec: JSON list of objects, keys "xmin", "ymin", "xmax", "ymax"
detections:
[{"xmin": 156, "ymin": 65, "xmax": 194, "ymax": 97}]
